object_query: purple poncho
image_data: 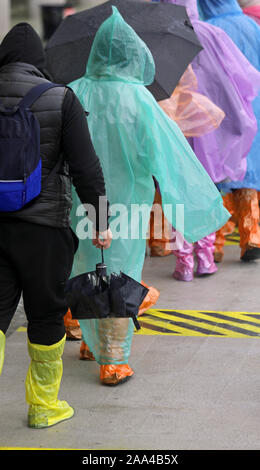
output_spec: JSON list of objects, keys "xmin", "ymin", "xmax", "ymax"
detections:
[{"xmin": 158, "ymin": 0, "xmax": 260, "ymax": 183}]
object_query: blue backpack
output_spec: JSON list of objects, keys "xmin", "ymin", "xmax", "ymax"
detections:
[{"xmin": 0, "ymin": 82, "xmax": 63, "ymax": 212}]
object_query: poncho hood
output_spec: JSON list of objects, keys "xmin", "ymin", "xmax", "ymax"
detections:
[
  {"xmin": 198, "ymin": 0, "xmax": 243, "ymax": 19},
  {"xmin": 85, "ymin": 7, "xmax": 155, "ymax": 85}
]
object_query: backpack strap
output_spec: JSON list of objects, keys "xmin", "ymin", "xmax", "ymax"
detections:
[
  {"xmin": 19, "ymin": 82, "xmax": 64, "ymax": 109},
  {"xmin": 19, "ymin": 82, "xmax": 66, "ymax": 187}
]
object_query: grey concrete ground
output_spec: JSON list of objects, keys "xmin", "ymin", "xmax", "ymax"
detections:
[{"xmin": 1, "ymin": 244, "xmax": 260, "ymax": 450}]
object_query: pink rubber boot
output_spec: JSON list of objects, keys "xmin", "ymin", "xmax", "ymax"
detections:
[
  {"xmin": 194, "ymin": 233, "xmax": 218, "ymax": 276},
  {"xmin": 173, "ymin": 231, "xmax": 194, "ymax": 282}
]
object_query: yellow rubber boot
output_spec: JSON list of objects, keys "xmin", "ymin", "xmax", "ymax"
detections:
[
  {"xmin": 0, "ymin": 330, "xmax": 6, "ymax": 375},
  {"xmin": 26, "ymin": 334, "xmax": 74, "ymax": 428}
]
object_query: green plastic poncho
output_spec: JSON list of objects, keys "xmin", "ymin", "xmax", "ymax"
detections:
[{"xmin": 69, "ymin": 7, "xmax": 229, "ymax": 365}]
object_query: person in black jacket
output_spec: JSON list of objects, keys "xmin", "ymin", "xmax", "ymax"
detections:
[{"xmin": 0, "ymin": 23, "xmax": 112, "ymax": 429}]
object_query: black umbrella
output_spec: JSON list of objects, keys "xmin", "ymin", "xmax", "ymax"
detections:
[
  {"xmin": 46, "ymin": 0, "xmax": 203, "ymax": 101},
  {"xmin": 65, "ymin": 248, "xmax": 148, "ymax": 330}
]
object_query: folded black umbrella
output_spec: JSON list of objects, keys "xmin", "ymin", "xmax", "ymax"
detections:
[
  {"xmin": 46, "ymin": 0, "xmax": 203, "ymax": 101},
  {"xmin": 65, "ymin": 270, "xmax": 111, "ymax": 320},
  {"xmin": 65, "ymin": 249, "xmax": 148, "ymax": 330}
]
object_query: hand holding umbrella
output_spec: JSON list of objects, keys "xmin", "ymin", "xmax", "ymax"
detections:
[{"xmin": 92, "ymin": 227, "xmax": 113, "ymax": 249}]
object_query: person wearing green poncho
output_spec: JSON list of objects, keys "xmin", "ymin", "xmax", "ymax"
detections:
[{"xmin": 69, "ymin": 6, "xmax": 230, "ymax": 385}]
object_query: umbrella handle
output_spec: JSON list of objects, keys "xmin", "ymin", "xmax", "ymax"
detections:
[{"xmin": 101, "ymin": 247, "xmax": 104, "ymax": 264}]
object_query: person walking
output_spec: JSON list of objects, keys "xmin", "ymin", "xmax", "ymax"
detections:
[
  {"xmin": 0, "ymin": 23, "xmax": 111, "ymax": 428},
  {"xmin": 152, "ymin": 0, "xmax": 260, "ymax": 273},
  {"xmin": 69, "ymin": 7, "xmax": 229, "ymax": 385},
  {"xmin": 198, "ymin": 0, "xmax": 260, "ymax": 262},
  {"xmin": 149, "ymin": 60, "xmax": 226, "ymax": 280}
]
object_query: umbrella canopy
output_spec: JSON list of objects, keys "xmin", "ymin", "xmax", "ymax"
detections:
[
  {"xmin": 46, "ymin": 0, "xmax": 203, "ymax": 101},
  {"xmin": 65, "ymin": 249, "xmax": 148, "ymax": 330}
]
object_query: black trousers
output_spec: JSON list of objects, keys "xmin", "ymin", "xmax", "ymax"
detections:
[{"xmin": 0, "ymin": 219, "xmax": 76, "ymax": 345}]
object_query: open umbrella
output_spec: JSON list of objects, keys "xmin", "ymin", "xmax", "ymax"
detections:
[
  {"xmin": 65, "ymin": 248, "xmax": 148, "ymax": 330},
  {"xmin": 46, "ymin": 0, "xmax": 203, "ymax": 101}
]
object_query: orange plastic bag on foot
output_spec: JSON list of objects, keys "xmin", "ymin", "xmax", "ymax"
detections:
[
  {"xmin": 64, "ymin": 309, "xmax": 82, "ymax": 340},
  {"xmin": 79, "ymin": 341, "xmax": 95, "ymax": 361},
  {"xmin": 138, "ymin": 281, "xmax": 160, "ymax": 315},
  {"xmin": 100, "ymin": 364, "xmax": 134, "ymax": 385}
]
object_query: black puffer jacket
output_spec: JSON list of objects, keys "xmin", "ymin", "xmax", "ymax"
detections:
[{"xmin": 0, "ymin": 23, "xmax": 108, "ymax": 229}]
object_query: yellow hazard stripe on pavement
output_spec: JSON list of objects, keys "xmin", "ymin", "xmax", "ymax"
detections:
[
  {"xmin": 135, "ymin": 309, "xmax": 260, "ymax": 338},
  {"xmin": 225, "ymin": 227, "xmax": 240, "ymax": 246},
  {"xmin": 17, "ymin": 309, "xmax": 260, "ymax": 338}
]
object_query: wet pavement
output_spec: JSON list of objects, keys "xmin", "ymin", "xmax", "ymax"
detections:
[{"xmin": 2, "ymin": 244, "xmax": 260, "ymax": 450}]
